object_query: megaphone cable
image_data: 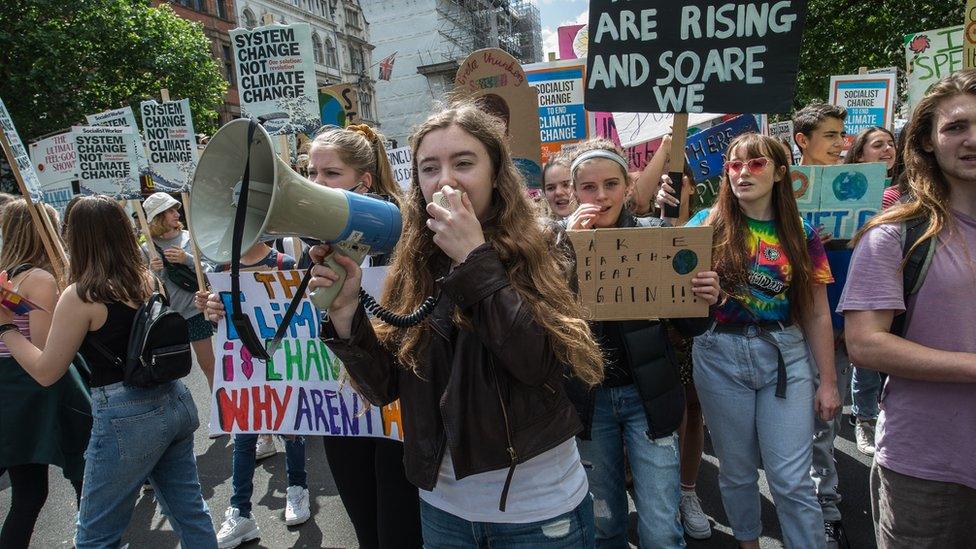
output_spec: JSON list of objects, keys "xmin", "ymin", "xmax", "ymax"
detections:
[{"xmin": 358, "ymin": 288, "xmax": 440, "ymax": 328}]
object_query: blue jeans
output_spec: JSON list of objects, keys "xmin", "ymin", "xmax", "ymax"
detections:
[
  {"xmin": 693, "ymin": 325, "xmax": 825, "ymax": 548},
  {"xmin": 419, "ymin": 494, "xmax": 594, "ymax": 548},
  {"xmin": 77, "ymin": 381, "xmax": 216, "ymax": 548},
  {"xmin": 576, "ymin": 384, "xmax": 685, "ymax": 549},
  {"xmin": 851, "ymin": 366, "xmax": 882, "ymax": 420},
  {"xmin": 231, "ymin": 434, "xmax": 307, "ymax": 517}
]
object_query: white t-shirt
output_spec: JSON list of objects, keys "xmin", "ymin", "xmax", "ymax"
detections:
[{"xmin": 419, "ymin": 438, "xmax": 588, "ymax": 523}]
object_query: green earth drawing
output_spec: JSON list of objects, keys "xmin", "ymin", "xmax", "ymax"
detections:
[
  {"xmin": 672, "ymin": 249, "xmax": 698, "ymax": 275},
  {"xmin": 832, "ymin": 170, "xmax": 868, "ymax": 201}
]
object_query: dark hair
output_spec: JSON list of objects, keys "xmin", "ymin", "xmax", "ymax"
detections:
[{"xmin": 793, "ymin": 101, "xmax": 847, "ymax": 149}]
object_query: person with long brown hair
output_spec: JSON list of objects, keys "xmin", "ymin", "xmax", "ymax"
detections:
[
  {"xmin": 685, "ymin": 133, "xmax": 840, "ymax": 548},
  {"xmin": 839, "ymin": 69, "xmax": 976, "ymax": 548},
  {"xmin": 0, "ymin": 196, "xmax": 216, "ymax": 548},
  {"xmin": 0, "ymin": 200, "xmax": 90, "ymax": 548},
  {"xmin": 309, "ymin": 102, "xmax": 603, "ymax": 546}
]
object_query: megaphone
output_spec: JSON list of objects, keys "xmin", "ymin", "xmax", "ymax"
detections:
[{"xmin": 190, "ymin": 118, "xmax": 401, "ymax": 310}]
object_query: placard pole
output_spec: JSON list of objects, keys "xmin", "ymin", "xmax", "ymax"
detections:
[{"xmin": 663, "ymin": 113, "xmax": 691, "ymax": 223}]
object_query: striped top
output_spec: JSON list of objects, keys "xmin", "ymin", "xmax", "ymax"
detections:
[{"xmin": 0, "ymin": 272, "xmax": 33, "ymax": 357}]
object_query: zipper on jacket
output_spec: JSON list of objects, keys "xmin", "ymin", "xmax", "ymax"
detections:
[{"xmin": 488, "ymin": 357, "xmax": 518, "ymax": 512}]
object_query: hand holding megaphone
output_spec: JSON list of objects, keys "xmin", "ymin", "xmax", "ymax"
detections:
[
  {"xmin": 426, "ymin": 186, "xmax": 485, "ymax": 264},
  {"xmin": 308, "ymin": 243, "xmax": 362, "ymax": 335}
]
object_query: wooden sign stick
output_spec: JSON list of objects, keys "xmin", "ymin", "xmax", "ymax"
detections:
[
  {"xmin": 132, "ymin": 199, "xmax": 159, "ymax": 262},
  {"xmin": 664, "ymin": 113, "xmax": 692, "ymax": 224},
  {"xmin": 181, "ymin": 192, "xmax": 207, "ymax": 290},
  {"xmin": 0, "ymin": 132, "xmax": 66, "ymax": 288}
]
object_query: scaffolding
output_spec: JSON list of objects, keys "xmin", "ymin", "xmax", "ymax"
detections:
[{"xmin": 511, "ymin": 0, "xmax": 542, "ymax": 64}]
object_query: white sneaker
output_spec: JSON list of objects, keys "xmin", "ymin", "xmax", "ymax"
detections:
[
  {"xmin": 216, "ymin": 507, "xmax": 260, "ymax": 548},
  {"xmin": 855, "ymin": 419, "xmax": 876, "ymax": 456},
  {"xmin": 255, "ymin": 435, "xmax": 277, "ymax": 460},
  {"xmin": 679, "ymin": 489, "xmax": 712, "ymax": 540},
  {"xmin": 285, "ymin": 485, "xmax": 311, "ymax": 526}
]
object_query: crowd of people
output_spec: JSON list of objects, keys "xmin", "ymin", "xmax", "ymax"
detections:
[{"xmin": 0, "ymin": 69, "xmax": 974, "ymax": 549}]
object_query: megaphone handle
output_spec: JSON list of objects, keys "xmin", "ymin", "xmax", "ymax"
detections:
[{"xmin": 308, "ymin": 243, "xmax": 369, "ymax": 310}]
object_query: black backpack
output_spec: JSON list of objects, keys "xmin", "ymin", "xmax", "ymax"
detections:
[
  {"xmin": 89, "ymin": 285, "xmax": 192, "ymax": 388},
  {"xmin": 890, "ymin": 215, "xmax": 936, "ymax": 337}
]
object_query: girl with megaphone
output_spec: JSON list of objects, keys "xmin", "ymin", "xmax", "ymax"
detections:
[{"xmin": 309, "ymin": 102, "xmax": 605, "ymax": 547}]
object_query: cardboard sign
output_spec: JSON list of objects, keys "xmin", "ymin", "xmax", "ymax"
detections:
[
  {"xmin": 140, "ymin": 98, "xmax": 198, "ymax": 192},
  {"xmin": 524, "ymin": 59, "xmax": 589, "ymax": 163},
  {"xmin": 610, "ymin": 111, "xmax": 723, "ymax": 149},
  {"xmin": 558, "ymin": 24, "xmax": 587, "ymax": 60},
  {"xmin": 829, "ymin": 73, "xmax": 897, "ymax": 141},
  {"xmin": 584, "ymin": 1, "xmax": 808, "ymax": 114},
  {"xmin": 791, "ymin": 162, "xmax": 886, "ymax": 240},
  {"xmin": 386, "ymin": 145, "xmax": 412, "ymax": 192},
  {"xmin": 208, "ymin": 268, "xmax": 402, "ymax": 438},
  {"xmin": 72, "ymin": 126, "xmax": 142, "ymax": 199},
  {"xmin": 567, "ymin": 226, "xmax": 713, "ymax": 320},
  {"xmin": 684, "ymin": 114, "xmax": 759, "ymax": 182},
  {"xmin": 966, "ymin": 0, "xmax": 976, "ymax": 69},
  {"xmin": 0, "ymin": 98, "xmax": 44, "ymax": 203},
  {"xmin": 905, "ymin": 26, "xmax": 963, "ymax": 112},
  {"xmin": 319, "ymin": 83, "xmax": 361, "ymax": 128},
  {"xmin": 231, "ymin": 22, "xmax": 321, "ymax": 135},
  {"xmin": 454, "ymin": 48, "xmax": 543, "ymax": 190}
]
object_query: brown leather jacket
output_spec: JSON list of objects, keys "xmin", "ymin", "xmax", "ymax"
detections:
[{"xmin": 322, "ymin": 244, "xmax": 582, "ymax": 511}]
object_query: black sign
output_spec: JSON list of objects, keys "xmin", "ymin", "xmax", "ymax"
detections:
[{"xmin": 584, "ymin": 1, "xmax": 808, "ymax": 114}]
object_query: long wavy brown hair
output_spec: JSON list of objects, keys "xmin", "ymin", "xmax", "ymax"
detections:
[
  {"xmin": 0, "ymin": 199, "xmax": 61, "ymax": 282},
  {"xmin": 374, "ymin": 103, "xmax": 604, "ymax": 386},
  {"xmin": 703, "ymin": 133, "xmax": 815, "ymax": 321},
  {"xmin": 853, "ymin": 69, "xmax": 976, "ymax": 256},
  {"xmin": 65, "ymin": 196, "xmax": 152, "ymax": 304}
]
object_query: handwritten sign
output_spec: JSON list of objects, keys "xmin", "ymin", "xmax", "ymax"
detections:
[
  {"xmin": 140, "ymin": 98, "xmax": 198, "ymax": 192},
  {"xmin": 905, "ymin": 26, "xmax": 963, "ymax": 112},
  {"xmin": 386, "ymin": 145, "xmax": 412, "ymax": 192},
  {"xmin": 0, "ymin": 98, "xmax": 44, "ymax": 203},
  {"xmin": 208, "ymin": 269, "xmax": 402, "ymax": 438},
  {"xmin": 567, "ymin": 226, "xmax": 713, "ymax": 320},
  {"xmin": 525, "ymin": 59, "xmax": 589, "ymax": 163},
  {"xmin": 791, "ymin": 162, "xmax": 886, "ymax": 240},
  {"xmin": 319, "ymin": 83, "xmax": 361, "ymax": 128},
  {"xmin": 231, "ymin": 22, "xmax": 321, "ymax": 135},
  {"xmin": 584, "ymin": 1, "xmax": 808, "ymax": 114},
  {"xmin": 684, "ymin": 114, "xmax": 758, "ymax": 182},
  {"xmin": 72, "ymin": 126, "xmax": 142, "ymax": 199}
]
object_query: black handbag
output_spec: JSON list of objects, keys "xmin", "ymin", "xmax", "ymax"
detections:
[{"xmin": 154, "ymin": 243, "xmax": 199, "ymax": 292}]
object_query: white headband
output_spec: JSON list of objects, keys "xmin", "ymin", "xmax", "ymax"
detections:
[{"xmin": 570, "ymin": 149, "xmax": 629, "ymax": 176}]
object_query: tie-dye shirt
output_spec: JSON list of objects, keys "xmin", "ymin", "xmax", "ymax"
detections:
[{"xmin": 687, "ymin": 210, "xmax": 833, "ymax": 324}]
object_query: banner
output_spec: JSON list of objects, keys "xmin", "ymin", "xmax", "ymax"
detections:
[
  {"xmin": 684, "ymin": 115, "xmax": 759, "ymax": 182},
  {"xmin": 231, "ymin": 22, "xmax": 321, "ymax": 135},
  {"xmin": 386, "ymin": 145, "xmax": 412, "ymax": 192},
  {"xmin": 140, "ymin": 98, "xmax": 198, "ymax": 192},
  {"xmin": 0, "ymin": 98, "xmax": 44, "ymax": 203},
  {"xmin": 585, "ymin": 1, "xmax": 808, "ymax": 114},
  {"xmin": 791, "ymin": 162, "xmax": 886, "ymax": 240},
  {"xmin": 208, "ymin": 268, "xmax": 402, "ymax": 439},
  {"xmin": 829, "ymin": 73, "xmax": 897, "ymax": 145},
  {"xmin": 905, "ymin": 26, "xmax": 963, "ymax": 112},
  {"xmin": 558, "ymin": 24, "xmax": 587, "ymax": 60},
  {"xmin": 566, "ymin": 226, "xmax": 713, "ymax": 321},
  {"xmin": 525, "ymin": 59, "xmax": 589, "ymax": 163},
  {"xmin": 72, "ymin": 126, "xmax": 142, "ymax": 199}
]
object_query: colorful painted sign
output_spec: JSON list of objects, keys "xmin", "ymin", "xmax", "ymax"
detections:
[
  {"xmin": 140, "ymin": 98, "xmax": 198, "ymax": 192},
  {"xmin": 319, "ymin": 83, "xmax": 361, "ymax": 128},
  {"xmin": 557, "ymin": 24, "xmax": 587, "ymax": 60},
  {"xmin": 386, "ymin": 145, "xmax": 412, "ymax": 192},
  {"xmin": 208, "ymin": 268, "xmax": 403, "ymax": 438},
  {"xmin": 684, "ymin": 115, "xmax": 759, "ymax": 182},
  {"xmin": 0, "ymin": 98, "xmax": 44, "ymax": 203},
  {"xmin": 905, "ymin": 26, "xmax": 963, "ymax": 112},
  {"xmin": 965, "ymin": 0, "xmax": 976, "ymax": 69},
  {"xmin": 829, "ymin": 73, "xmax": 897, "ymax": 145},
  {"xmin": 525, "ymin": 59, "xmax": 589, "ymax": 163},
  {"xmin": 791, "ymin": 162, "xmax": 886, "ymax": 239},
  {"xmin": 72, "ymin": 126, "xmax": 142, "ymax": 199},
  {"xmin": 231, "ymin": 22, "xmax": 321, "ymax": 135}
]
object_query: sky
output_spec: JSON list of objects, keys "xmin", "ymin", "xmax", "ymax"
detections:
[{"xmin": 534, "ymin": 0, "xmax": 588, "ymax": 59}]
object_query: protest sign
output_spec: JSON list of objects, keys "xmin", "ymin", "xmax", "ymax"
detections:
[
  {"xmin": 610, "ymin": 111, "xmax": 723, "ymax": 149},
  {"xmin": 769, "ymin": 120, "xmax": 797, "ymax": 162},
  {"xmin": 29, "ymin": 132, "xmax": 77, "ymax": 188},
  {"xmin": 140, "ymin": 98, "xmax": 198, "ymax": 192},
  {"xmin": 525, "ymin": 59, "xmax": 589, "ymax": 163},
  {"xmin": 72, "ymin": 126, "xmax": 142, "ymax": 199},
  {"xmin": 684, "ymin": 114, "xmax": 758, "ymax": 182},
  {"xmin": 86, "ymin": 107, "xmax": 152, "ymax": 193},
  {"xmin": 558, "ymin": 24, "xmax": 587, "ymax": 60},
  {"xmin": 231, "ymin": 22, "xmax": 321, "ymax": 135},
  {"xmin": 791, "ymin": 162, "xmax": 886, "ymax": 240},
  {"xmin": 905, "ymin": 26, "xmax": 963, "ymax": 112},
  {"xmin": 966, "ymin": 0, "xmax": 976, "ymax": 69},
  {"xmin": 319, "ymin": 83, "xmax": 361, "ymax": 128},
  {"xmin": 829, "ymin": 73, "xmax": 897, "ymax": 144},
  {"xmin": 455, "ymin": 48, "xmax": 543, "ymax": 190},
  {"xmin": 592, "ymin": 112, "xmax": 663, "ymax": 171},
  {"xmin": 208, "ymin": 268, "xmax": 403, "ymax": 438},
  {"xmin": 566, "ymin": 226, "xmax": 713, "ymax": 320},
  {"xmin": 584, "ymin": 1, "xmax": 808, "ymax": 114},
  {"xmin": 0, "ymin": 98, "xmax": 44, "ymax": 203},
  {"xmin": 386, "ymin": 145, "xmax": 412, "ymax": 192}
]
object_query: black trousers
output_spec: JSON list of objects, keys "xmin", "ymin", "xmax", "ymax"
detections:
[
  {"xmin": 0, "ymin": 464, "xmax": 82, "ymax": 549},
  {"xmin": 322, "ymin": 437, "xmax": 422, "ymax": 549}
]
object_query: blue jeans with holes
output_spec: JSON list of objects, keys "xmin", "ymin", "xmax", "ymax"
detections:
[
  {"xmin": 419, "ymin": 494, "xmax": 594, "ymax": 548},
  {"xmin": 76, "ymin": 381, "xmax": 216, "ymax": 548},
  {"xmin": 693, "ymin": 324, "xmax": 825, "ymax": 548},
  {"xmin": 231, "ymin": 434, "xmax": 307, "ymax": 517},
  {"xmin": 576, "ymin": 384, "xmax": 685, "ymax": 549}
]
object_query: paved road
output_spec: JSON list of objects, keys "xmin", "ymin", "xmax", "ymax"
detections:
[{"xmin": 3, "ymin": 363, "xmax": 876, "ymax": 548}]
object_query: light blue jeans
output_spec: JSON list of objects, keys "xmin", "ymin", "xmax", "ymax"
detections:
[
  {"xmin": 76, "ymin": 381, "xmax": 216, "ymax": 548},
  {"xmin": 850, "ymin": 366, "xmax": 882, "ymax": 421},
  {"xmin": 576, "ymin": 384, "xmax": 685, "ymax": 548},
  {"xmin": 693, "ymin": 325, "xmax": 826, "ymax": 548}
]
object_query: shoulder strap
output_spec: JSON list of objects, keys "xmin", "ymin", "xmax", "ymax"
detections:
[
  {"xmin": 9, "ymin": 263, "xmax": 34, "ymax": 278},
  {"xmin": 891, "ymin": 216, "xmax": 936, "ymax": 337},
  {"xmin": 86, "ymin": 332, "xmax": 124, "ymax": 368}
]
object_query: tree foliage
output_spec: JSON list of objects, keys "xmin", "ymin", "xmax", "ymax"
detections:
[
  {"xmin": 793, "ymin": 0, "xmax": 962, "ymax": 111},
  {"xmin": 0, "ymin": 0, "xmax": 228, "ymax": 140}
]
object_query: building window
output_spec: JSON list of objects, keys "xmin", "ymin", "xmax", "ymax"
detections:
[
  {"xmin": 325, "ymin": 39, "xmax": 338, "ymax": 68},
  {"xmin": 216, "ymin": 0, "xmax": 227, "ymax": 19},
  {"xmin": 222, "ymin": 44, "xmax": 235, "ymax": 87},
  {"xmin": 345, "ymin": 7, "xmax": 359, "ymax": 28},
  {"xmin": 242, "ymin": 8, "xmax": 256, "ymax": 28},
  {"xmin": 312, "ymin": 34, "xmax": 323, "ymax": 64},
  {"xmin": 359, "ymin": 90, "xmax": 373, "ymax": 120},
  {"xmin": 182, "ymin": 0, "xmax": 207, "ymax": 12},
  {"xmin": 350, "ymin": 47, "xmax": 363, "ymax": 73}
]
